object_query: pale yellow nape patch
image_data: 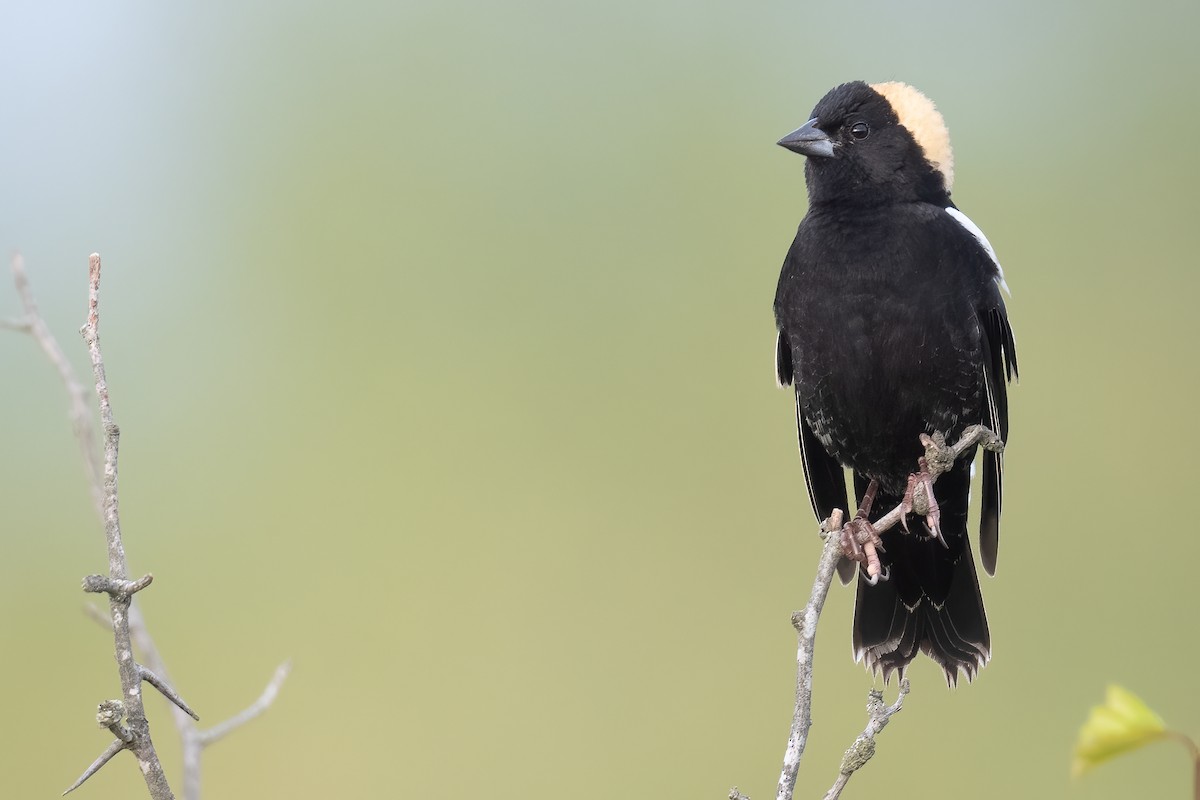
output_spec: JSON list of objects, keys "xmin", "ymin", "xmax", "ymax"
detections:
[{"xmin": 870, "ymin": 81, "xmax": 955, "ymax": 191}]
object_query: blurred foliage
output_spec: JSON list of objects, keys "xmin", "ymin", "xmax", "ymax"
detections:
[
  {"xmin": 1074, "ymin": 685, "xmax": 1167, "ymax": 777},
  {"xmin": 1073, "ymin": 685, "xmax": 1198, "ymax": 796},
  {"xmin": 1, "ymin": 1, "xmax": 1199, "ymax": 799}
]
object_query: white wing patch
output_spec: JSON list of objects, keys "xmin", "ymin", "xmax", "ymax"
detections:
[
  {"xmin": 794, "ymin": 394, "xmax": 819, "ymax": 518},
  {"xmin": 946, "ymin": 207, "xmax": 1010, "ymax": 296},
  {"xmin": 968, "ymin": 461, "xmax": 975, "ymax": 505},
  {"xmin": 982, "ymin": 361, "xmax": 1004, "ymax": 493}
]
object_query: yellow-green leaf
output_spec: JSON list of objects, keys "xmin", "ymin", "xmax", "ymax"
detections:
[{"xmin": 1072, "ymin": 685, "xmax": 1167, "ymax": 777}]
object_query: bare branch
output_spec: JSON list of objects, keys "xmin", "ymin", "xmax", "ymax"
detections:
[
  {"xmin": 773, "ymin": 509, "xmax": 844, "ymax": 800},
  {"xmin": 6, "ymin": 253, "xmax": 104, "ymax": 514},
  {"xmin": 198, "ymin": 661, "xmax": 293, "ymax": 746},
  {"xmin": 82, "ymin": 253, "xmax": 126, "ymax": 581},
  {"xmin": 822, "ymin": 681, "xmax": 910, "ymax": 800},
  {"xmin": 62, "ymin": 739, "xmax": 126, "ymax": 796}
]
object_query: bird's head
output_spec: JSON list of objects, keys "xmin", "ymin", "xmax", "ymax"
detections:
[{"xmin": 778, "ymin": 81, "xmax": 954, "ymax": 207}]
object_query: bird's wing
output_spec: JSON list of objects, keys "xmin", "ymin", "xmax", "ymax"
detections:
[
  {"xmin": 944, "ymin": 204, "xmax": 1017, "ymax": 575},
  {"xmin": 976, "ymin": 285, "xmax": 1017, "ymax": 577},
  {"xmin": 775, "ymin": 329, "xmax": 793, "ymax": 388},
  {"xmin": 947, "ymin": 206, "xmax": 1010, "ymax": 296},
  {"xmin": 777, "ymin": 329, "xmax": 855, "ymax": 583},
  {"xmin": 798, "ymin": 398, "xmax": 856, "ymax": 584}
]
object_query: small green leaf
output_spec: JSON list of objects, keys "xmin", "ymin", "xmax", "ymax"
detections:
[{"xmin": 1072, "ymin": 685, "xmax": 1167, "ymax": 777}]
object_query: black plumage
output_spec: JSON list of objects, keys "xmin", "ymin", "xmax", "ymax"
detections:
[{"xmin": 772, "ymin": 81, "xmax": 1017, "ymax": 684}]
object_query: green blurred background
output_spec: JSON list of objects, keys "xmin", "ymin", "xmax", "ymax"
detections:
[{"xmin": 2, "ymin": 0, "xmax": 1197, "ymax": 797}]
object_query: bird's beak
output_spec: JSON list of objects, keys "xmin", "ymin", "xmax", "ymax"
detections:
[{"xmin": 777, "ymin": 118, "xmax": 834, "ymax": 158}]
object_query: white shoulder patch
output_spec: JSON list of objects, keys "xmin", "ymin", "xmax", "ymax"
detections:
[{"xmin": 945, "ymin": 207, "xmax": 1010, "ymax": 296}]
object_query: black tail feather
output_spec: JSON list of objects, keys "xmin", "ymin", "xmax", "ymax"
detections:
[{"xmin": 850, "ymin": 463, "xmax": 990, "ymax": 685}]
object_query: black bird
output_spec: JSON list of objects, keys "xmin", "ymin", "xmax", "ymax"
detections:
[{"xmin": 773, "ymin": 81, "xmax": 1016, "ymax": 685}]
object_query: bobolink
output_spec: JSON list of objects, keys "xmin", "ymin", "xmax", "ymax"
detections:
[{"xmin": 773, "ymin": 81, "xmax": 1016, "ymax": 684}]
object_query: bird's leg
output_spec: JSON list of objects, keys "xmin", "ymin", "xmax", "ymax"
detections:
[
  {"xmin": 840, "ymin": 479, "xmax": 888, "ymax": 584},
  {"xmin": 901, "ymin": 456, "xmax": 945, "ymax": 547}
]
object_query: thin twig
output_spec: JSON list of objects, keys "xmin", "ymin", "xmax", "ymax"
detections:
[
  {"xmin": 822, "ymin": 681, "xmax": 910, "ymax": 800},
  {"xmin": 8, "ymin": 253, "xmax": 104, "ymax": 515},
  {"xmin": 1166, "ymin": 732, "xmax": 1200, "ymax": 800},
  {"xmin": 763, "ymin": 425, "xmax": 999, "ymax": 800},
  {"xmin": 198, "ymin": 661, "xmax": 293, "ymax": 746}
]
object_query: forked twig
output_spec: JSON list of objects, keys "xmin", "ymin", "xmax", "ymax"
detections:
[{"xmin": 822, "ymin": 681, "xmax": 910, "ymax": 800}]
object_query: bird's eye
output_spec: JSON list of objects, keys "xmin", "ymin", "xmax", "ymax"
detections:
[{"xmin": 849, "ymin": 122, "xmax": 870, "ymax": 140}]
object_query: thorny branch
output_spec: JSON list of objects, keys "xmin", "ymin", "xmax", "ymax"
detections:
[
  {"xmin": 732, "ymin": 425, "xmax": 1001, "ymax": 800},
  {"xmin": 86, "ymin": 604, "xmax": 293, "ymax": 799},
  {"xmin": 3, "ymin": 254, "xmax": 289, "ymax": 798},
  {"xmin": 64, "ymin": 252, "xmax": 181, "ymax": 798}
]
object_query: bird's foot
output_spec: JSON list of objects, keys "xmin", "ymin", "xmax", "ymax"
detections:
[
  {"xmin": 901, "ymin": 456, "xmax": 945, "ymax": 547},
  {"xmin": 841, "ymin": 516, "xmax": 888, "ymax": 584},
  {"xmin": 840, "ymin": 479, "xmax": 888, "ymax": 584}
]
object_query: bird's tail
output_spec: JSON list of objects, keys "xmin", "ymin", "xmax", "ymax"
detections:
[{"xmin": 851, "ymin": 464, "xmax": 990, "ymax": 686}]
